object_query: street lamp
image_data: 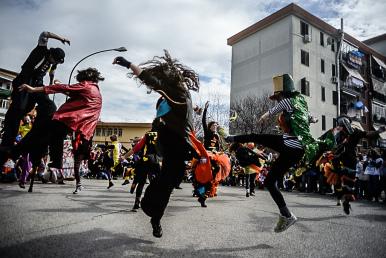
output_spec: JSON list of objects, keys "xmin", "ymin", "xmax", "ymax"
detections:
[{"xmin": 68, "ymin": 47, "xmax": 127, "ymax": 85}]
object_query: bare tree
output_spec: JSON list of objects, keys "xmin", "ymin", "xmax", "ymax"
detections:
[{"xmin": 230, "ymin": 92, "xmax": 278, "ymax": 135}]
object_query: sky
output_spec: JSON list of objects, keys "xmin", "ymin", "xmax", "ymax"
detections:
[{"xmin": 0, "ymin": 0, "xmax": 385, "ymax": 123}]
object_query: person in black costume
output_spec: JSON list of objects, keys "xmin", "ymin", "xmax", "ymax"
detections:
[
  {"xmin": 113, "ymin": 50, "xmax": 199, "ymax": 238},
  {"xmin": 0, "ymin": 31, "xmax": 69, "ymax": 165}
]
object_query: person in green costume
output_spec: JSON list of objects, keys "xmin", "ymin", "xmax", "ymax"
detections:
[{"xmin": 226, "ymin": 74, "xmax": 318, "ymax": 233}]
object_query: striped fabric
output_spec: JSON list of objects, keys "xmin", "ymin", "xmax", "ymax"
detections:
[{"xmin": 269, "ymin": 98, "xmax": 303, "ymax": 150}]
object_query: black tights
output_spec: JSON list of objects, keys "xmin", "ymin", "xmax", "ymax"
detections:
[{"xmin": 234, "ymin": 134, "xmax": 304, "ymax": 216}]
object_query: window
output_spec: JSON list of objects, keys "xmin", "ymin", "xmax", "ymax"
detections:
[
  {"xmin": 96, "ymin": 128, "xmax": 101, "ymax": 136},
  {"xmin": 320, "ymin": 32, "xmax": 324, "ymax": 46},
  {"xmin": 301, "ymin": 50, "xmax": 309, "ymax": 66},
  {"xmin": 331, "ymin": 38, "xmax": 335, "ymax": 52},
  {"xmin": 321, "ymin": 86, "xmax": 325, "ymax": 101},
  {"xmin": 102, "ymin": 128, "xmax": 106, "ymax": 136},
  {"xmin": 332, "ymin": 90, "xmax": 338, "ymax": 105},
  {"xmin": 300, "ymin": 21, "xmax": 309, "ymax": 36},
  {"xmin": 332, "ymin": 64, "xmax": 336, "ymax": 77},
  {"xmin": 118, "ymin": 128, "xmax": 123, "ymax": 137},
  {"xmin": 333, "ymin": 118, "xmax": 337, "ymax": 128},
  {"xmin": 113, "ymin": 128, "xmax": 118, "ymax": 136},
  {"xmin": 321, "ymin": 59, "xmax": 325, "ymax": 73},
  {"xmin": 322, "ymin": 115, "xmax": 326, "ymax": 130},
  {"xmin": 107, "ymin": 128, "xmax": 113, "ymax": 136},
  {"xmin": 301, "ymin": 78, "xmax": 310, "ymax": 96}
]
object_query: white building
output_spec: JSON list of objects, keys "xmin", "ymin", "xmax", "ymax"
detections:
[
  {"xmin": 227, "ymin": 3, "xmax": 386, "ymax": 140},
  {"xmin": 0, "ymin": 68, "xmax": 17, "ymax": 128}
]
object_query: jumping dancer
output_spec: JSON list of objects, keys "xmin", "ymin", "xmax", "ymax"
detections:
[
  {"xmin": 18, "ymin": 67, "xmax": 103, "ymax": 193},
  {"xmin": 227, "ymin": 74, "xmax": 318, "ymax": 232},
  {"xmin": 113, "ymin": 50, "xmax": 200, "ymax": 238},
  {"xmin": 0, "ymin": 31, "xmax": 69, "ymax": 165},
  {"xmin": 126, "ymin": 120, "xmax": 161, "ymax": 212}
]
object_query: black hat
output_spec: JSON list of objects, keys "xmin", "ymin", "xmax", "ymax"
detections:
[{"xmin": 49, "ymin": 47, "xmax": 65, "ymax": 63}]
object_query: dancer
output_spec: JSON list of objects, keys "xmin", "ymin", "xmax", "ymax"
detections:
[
  {"xmin": 317, "ymin": 115, "xmax": 384, "ymax": 214},
  {"xmin": 113, "ymin": 50, "xmax": 200, "ymax": 238},
  {"xmin": 227, "ymin": 74, "xmax": 317, "ymax": 232},
  {"xmin": 0, "ymin": 31, "xmax": 69, "ymax": 165},
  {"xmin": 229, "ymin": 142, "xmax": 263, "ymax": 197},
  {"xmin": 18, "ymin": 67, "xmax": 103, "ymax": 193},
  {"xmin": 126, "ymin": 119, "xmax": 161, "ymax": 212}
]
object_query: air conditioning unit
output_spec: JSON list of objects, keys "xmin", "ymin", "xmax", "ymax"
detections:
[
  {"xmin": 331, "ymin": 76, "xmax": 338, "ymax": 83},
  {"xmin": 303, "ymin": 34, "xmax": 312, "ymax": 43}
]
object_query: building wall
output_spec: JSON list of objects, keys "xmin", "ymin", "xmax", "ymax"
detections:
[
  {"xmin": 93, "ymin": 122, "xmax": 151, "ymax": 149},
  {"xmin": 230, "ymin": 15, "xmax": 339, "ymax": 138},
  {"xmin": 367, "ymin": 41, "xmax": 386, "ymax": 57},
  {"xmin": 291, "ymin": 15, "xmax": 338, "ymax": 137},
  {"xmin": 230, "ymin": 15, "xmax": 292, "ymax": 103}
]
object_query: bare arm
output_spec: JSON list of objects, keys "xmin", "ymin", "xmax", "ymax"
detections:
[
  {"xmin": 44, "ymin": 31, "xmax": 70, "ymax": 45},
  {"xmin": 18, "ymin": 84, "xmax": 44, "ymax": 93}
]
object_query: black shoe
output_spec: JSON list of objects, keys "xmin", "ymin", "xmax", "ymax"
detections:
[
  {"xmin": 246, "ymin": 192, "xmax": 250, "ymax": 197},
  {"xmin": 19, "ymin": 182, "xmax": 25, "ymax": 189},
  {"xmin": 58, "ymin": 180, "xmax": 65, "ymax": 185},
  {"xmin": 175, "ymin": 186, "xmax": 182, "ymax": 189},
  {"xmin": 107, "ymin": 181, "xmax": 114, "ymax": 189},
  {"xmin": 343, "ymin": 200, "xmax": 351, "ymax": 215},
  {"xmin": 122, "ymin": 180, "xmax": 130, "ymax": 185},
  {"xmin": 198, "ymin": 197, "xmax": 207, "ymax": 208},
  {"xmin": 41, "ymin": 178, "xmax": 48, "ymax": 184},
  {"xmin": 151, "ymin": 218, "xmax": 163, "ymax": 238}
]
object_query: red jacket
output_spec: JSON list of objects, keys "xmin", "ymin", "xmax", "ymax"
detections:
[{"xmin": 44, "ymin": 81, "xmax": 102, "ymax": 140}]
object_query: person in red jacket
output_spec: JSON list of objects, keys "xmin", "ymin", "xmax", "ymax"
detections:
[{"xmin": 18, "ymin": 67, "xmax": 103, "ymax": 193}]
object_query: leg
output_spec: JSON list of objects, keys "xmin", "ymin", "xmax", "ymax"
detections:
[
  {"xmin": 28, "ymin": 166, "xmax": 39, "ymax": 193},
  {"xmin": 245, "ymin": 173, "xmax": 250, "ymax": 197},
  {"xmin": 250, "ymin": 173, "xmax": 257, "ymax": 195}
]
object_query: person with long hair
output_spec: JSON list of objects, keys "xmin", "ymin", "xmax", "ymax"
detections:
[
  {"xmin": 18, "ymin": 67, "xmax": 104, "ymax": 193},
  {"xmin": 113, "ymin": 50, "xmax": 200, "ymax": 238}
]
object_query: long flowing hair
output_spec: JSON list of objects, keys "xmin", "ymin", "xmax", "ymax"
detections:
[{"xmin": 130, "ymin": 50, "xmax": 200, "ymax": 92}]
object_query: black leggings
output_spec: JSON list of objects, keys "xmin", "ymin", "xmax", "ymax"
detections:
[
  {"xmin": 234, "ymin": 134, "xmax": 304, "ymax": 209},
  {"xmin": 141, "ymin": 133, "xmax": 191, "ymax": 222}
]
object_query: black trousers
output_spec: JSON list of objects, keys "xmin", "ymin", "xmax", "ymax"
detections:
[
  {"xmin": 2, "ymin": 83, "xmax": 56, "ymax": 148},
  {"xmin": 234, "ymin": 134, "xmax": 304, "ymax": 209},
  {"xmin": 15, "ymin": 120, "xmax": 68, "ymax": 167},
  {"xmin": 141, "ymin": 131, "xmax": 191, "ymax": 222}
]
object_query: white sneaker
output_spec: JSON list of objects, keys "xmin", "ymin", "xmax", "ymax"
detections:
[
  {"xmin": 73, "ymin": 184, "xmax": 83, "ymax": 194},
  {"xmin": 274, "ymin": 213, "xmax": 297, "ymax": 233}
]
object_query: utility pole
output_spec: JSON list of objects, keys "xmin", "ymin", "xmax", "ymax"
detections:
[{"xmin": 336, "ymin": 18, "xmax": 344, "ymax": 117}]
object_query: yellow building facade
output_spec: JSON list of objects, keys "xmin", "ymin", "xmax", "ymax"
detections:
[{"xmin": 93, "ymin": 121, "xmax": 151, "ymax": 149}]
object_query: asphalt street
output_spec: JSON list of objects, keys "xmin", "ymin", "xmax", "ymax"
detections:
[{"xmin": 0, "ymin": 180, "xmax": 385, "ymax": 258}]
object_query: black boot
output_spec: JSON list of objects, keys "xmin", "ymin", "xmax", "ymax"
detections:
[
  {"xmin": 343, "ymin": 200, "xmax": 351, "ymax": 215},
  {"xmin": 198, "ymin": 196, "xmax": 207, "ymax": 208},
  {"xmin": 132, "ymin": 197, "xmax": 140, "ymax": 211},
  {"xmin": 150, "ymin": 218, "xmax": 163, "ymax": 238}
]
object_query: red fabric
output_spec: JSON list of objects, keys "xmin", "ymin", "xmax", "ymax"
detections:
[
  {"xmin": 208, "ymin": 152, "xmax": 231, "ymax": 182},
  {"xmin": 188, "ymin": 132, "xmax": 212, "ymax": 184},
  {"xmin": 131, "ymin": 136, "xmax": 145, "ymax": 154},
  {"xmin": 44, "ymin": 81, "xmax": 102, "ymax": 140}
]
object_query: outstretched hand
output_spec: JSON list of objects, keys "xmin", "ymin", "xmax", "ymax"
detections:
[
  {"xmin": 61, "ymin": 38, "xmax": 70, "ymax": 46},
  {"xmin": 113, "ymin": 56, "xmax": 131, "ymax": 68},
  {"xmin": 18, "ymin": 84, "xmax": 35, "ymax": 93},
  {"xmin": 204, "ymin": 101, "xmax": 210, "ymax": 109},
  {"xmin": 258, "ymin": 112, "xmax": 269, "ymax": 123}
]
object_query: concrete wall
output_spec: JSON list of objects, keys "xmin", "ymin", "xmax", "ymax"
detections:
[
  {"xmin": 291, "ymin": 16, "xmax": 338, "ymax": 137},
  {"xmin": 230, "ymin": 15, "xmax": 339, "ymax": 139},
  {"xmin": 230, "ymin": 15, "xmax": 292, "ymax": 103}
]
